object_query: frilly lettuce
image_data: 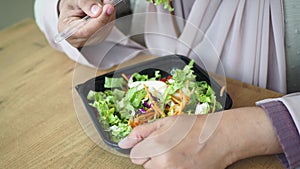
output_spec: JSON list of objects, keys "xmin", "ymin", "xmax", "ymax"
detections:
[
  {"xmin": 87, "ymin": 60, "xmax": 222, "ymax": 142},
  {"xmin": 146, "ymin": 0, "xmax": 174, "ymax": 12}
]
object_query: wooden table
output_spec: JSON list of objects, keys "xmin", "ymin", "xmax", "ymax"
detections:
[{"xmin": 0, "ymin": 19, "xmax": 284, "ymax": 169}]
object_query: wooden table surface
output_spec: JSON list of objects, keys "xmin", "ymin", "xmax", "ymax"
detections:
[{"xmin": 0, "ymin": 19, "xmax": 285, "ymax": 169}]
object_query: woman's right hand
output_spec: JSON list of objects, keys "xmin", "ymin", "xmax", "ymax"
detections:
[{"xmin": 58, "ymin": 0, "xmax": 116, "ymax": 48}]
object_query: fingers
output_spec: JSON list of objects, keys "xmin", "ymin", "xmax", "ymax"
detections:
[
  {"xmin": 131, "ymin": 157, "xmax": 151, "ymax": 166},
  {"xmin": 76, "ymin": 0, "xmax": 115, "ymax": 37},
  {"xmin": 79, "ymin": 4, "xmax": 114, "ymax": 37},
  {"xmin": 77, "ymin": 0, "xmax": 115, "ymax": 17},
  {"xmin": 118, "ymin": 119, "xmax": 166, "ymax": 149},
  {"xmin": 57, "ymin": 0, "xmax": 116, "ymax": 47},
  {"xmin": 77, "ymin": 0, "xmax": 102, "ymax": 17},
  {"xmin": 126, "ymin": 115, "xmax": 199, "ymax": 167}
]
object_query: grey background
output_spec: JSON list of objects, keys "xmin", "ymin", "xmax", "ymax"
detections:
[
  {"xmin": 0, "ymin": 0, "xmax": 35, "ymax": 30},
  {"xmin": 0, "ymin": 0, "xmax": 299, "ymax": 93},
  {"xmin": 284, "ymin": 0, "xmax": 300, "ymax": 93}
]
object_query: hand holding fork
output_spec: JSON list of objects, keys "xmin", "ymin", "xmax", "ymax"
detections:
[{"xmin": 55, "ymin": 0, "xmax": 124, "ymax": 47}]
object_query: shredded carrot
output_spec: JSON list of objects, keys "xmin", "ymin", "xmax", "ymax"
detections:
[
  {"xmin": 190, "ymin": 87, "xmax": 195, "ymax": 96},
  {"xmin": 130, "ymin": 80, "xmax": 201, "ymax": 127},
  {"xmin": 136, "ymin": 111, "xmax": 155, "ymax": 123},
  {"xmin": 171, "ymin": 96, "xmax": 181, "ymax": 104},
  {"xmin": 138, "ymin": 110, "xmax": 155, "ymax": 119},
  {"xmin": 143, "ymin": 84, "xmax": 166, "ymax": 118},
  {"xmin": 129, "ymin": 117, "xmax": 139, "ymax": 128},
  {"xmin": 220, "ymin": 86, "xmax": 226, "ymax": 97},
  {"xmin": 121, "ymin": 73, "xmax": 129, "ymax": 81},
  {"xmin": 178, "ymin": 90, "xmax": 190, "ymax": 115},
  {"xmin": 152, "ymin": 102, "xmax": 166, "ymax": 118},
  {"xmin": 173, "ymin": 111, "xmax": 179, "ymax": 115},
  {"xmin": 211, "ymin": 98, "xmax": 216, "ymax": 113},
  {"xmin": 178, "ymin": 90, "xmax": 184, "ymax": 114},
  {"xmin": 185, "ymin": 80, "xmax": 190, "ymax": 91},
  {"xmin": 169, "ymin": 105, "xmax": 177, "ymax": 113}
]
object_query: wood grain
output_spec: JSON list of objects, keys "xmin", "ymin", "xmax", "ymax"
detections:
[{"xmin": 0, "ymin": 19, "xmax": 284, "ymax": 169}]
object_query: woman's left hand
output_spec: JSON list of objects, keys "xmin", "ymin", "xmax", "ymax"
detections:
[
  {"xmin": 119, "ymin": 114, "xmax": 230, "ymax": 169},
  {"xmin": 118, "ymin": 107, "xmax": 282, "ymax": 169}
]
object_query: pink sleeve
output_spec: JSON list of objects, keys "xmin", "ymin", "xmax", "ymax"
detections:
[
  {"xmin": 258, "ymin": 100, "xmax": 300, "ymax": 169},
  {"xmin": 256, "ymin": 93, "xmax": 300, "ymax": 168}
]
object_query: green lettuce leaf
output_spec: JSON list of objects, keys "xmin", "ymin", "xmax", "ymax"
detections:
[
  {"xmin": 146, "ymin": 0, "xmax": 174, "ymax": 11},
  {"xmin": 104, "ymin": 77, "xmax": 126, "ymax": 88}
]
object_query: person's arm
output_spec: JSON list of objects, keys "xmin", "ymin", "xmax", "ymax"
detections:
[
  {"xmin": 34, "ymin": 0, "xmax": 64, "ymax": 52},
  {"xmin": 257, "ymin": 93, "xmax": 300, "ymax": 168},
  {"xmin": 118, "ymin": 93, "xmax": 300, "ymax": 168},
  {"xmin": 34, "ymin": 0, "xmax": 145, "ymax": 69},
  {"xmin": 118, "ymin": 107, "xmax": 283, "ymax": 169}
]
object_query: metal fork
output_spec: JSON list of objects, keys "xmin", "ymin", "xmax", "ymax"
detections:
[{"xmin": 54, "ymin": 0, "xmax": 124, "ymax": 43}]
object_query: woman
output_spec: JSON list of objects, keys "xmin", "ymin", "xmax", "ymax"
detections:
[{"xmin": 34, "ymin": 0, "xmax": 300, "ymax": 168}]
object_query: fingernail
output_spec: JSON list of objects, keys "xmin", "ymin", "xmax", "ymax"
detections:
[
  {"xmin": 106, "ymin": 6, "xmax": 114, "ymax": 15},
  {"xmin": 91, "ymin": 4, "xmax": 100, "ymax": 15}
]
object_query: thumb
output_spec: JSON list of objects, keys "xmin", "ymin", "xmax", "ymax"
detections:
[
  {"xmin": 118, "ymin": 118, "xmax": 167, "ymax": 149},
  {"xmin": 78, "ymin": 0, "xmax": 103, "ymax": 17}
]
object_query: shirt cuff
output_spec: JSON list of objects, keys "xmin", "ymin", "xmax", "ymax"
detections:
[{"xmin": 257, "ymin": 101, "xmax": 300, "ymax": 169}]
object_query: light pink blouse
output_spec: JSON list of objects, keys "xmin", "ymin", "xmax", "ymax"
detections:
[{"xmin": 34, "ymin": 0, "xmax": 286, "ymax": 93}]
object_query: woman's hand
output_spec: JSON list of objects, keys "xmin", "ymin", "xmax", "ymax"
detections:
[
  {"xmin": 119, "ymin": 107, "xmax": 282, "ymax": 169},
  {"xmin": 58, "ymin": 0, "xmax": 116, "ymax": 48},
  {"xmin": 119, "ymin": 114, "xmax": 230, "ymax": 169}
]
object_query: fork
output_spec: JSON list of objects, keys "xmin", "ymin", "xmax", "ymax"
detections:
[{"xmin": 54, "ymin": 0, "xmax": 124, "ymax": 43}]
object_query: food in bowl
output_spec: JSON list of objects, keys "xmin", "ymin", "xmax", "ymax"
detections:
[{"xmin": 87, "ymin": 60, "xmax": 222, "ymax": 142}]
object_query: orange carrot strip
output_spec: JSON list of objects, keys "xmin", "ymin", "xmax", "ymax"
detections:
[
  {"xmin": 121, "ymin": 73, "xmax": 129, "ymax": 81},
  {"xmin": 143, "ymin": 84, "xmax": 166, "ymax": 118},
  {"xmin": 171, "ymin": 96, "xmax": 181, "ymax": 104},
  {"xmin": 220, "ymin": 86, "xmax": 226, "ymax": 97}
]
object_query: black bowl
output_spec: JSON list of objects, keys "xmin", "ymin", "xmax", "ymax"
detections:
[{"xmin": 75, "ymin": 55, "xmax": 232, "ymax": 154}]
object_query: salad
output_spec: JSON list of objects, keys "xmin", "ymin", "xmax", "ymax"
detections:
[
  {"xmin": 87, "ymin": 60, "xmax": 222, "ymax": 142},
  {"xmin": 147, "ymin": 0, "xmax": 174, "ymax": 11}
]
